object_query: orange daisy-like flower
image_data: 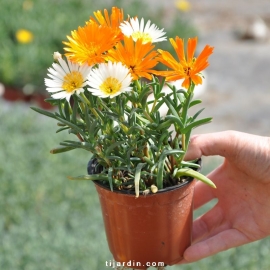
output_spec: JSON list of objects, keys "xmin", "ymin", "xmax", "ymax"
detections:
[
  {"xmin": 106, "ymin": 36, "xmax": 159, "ymax": 80},
  {"xmin": 88, "ymin": 7, "xmax": 125, "ymax": 40},
  {"xmin": 157, "ymin": 37, "xmax": 214, "ymax": 89},
  {"xmin": 63, "ymin": 21, "xmax": 120, "ymax": 66}
]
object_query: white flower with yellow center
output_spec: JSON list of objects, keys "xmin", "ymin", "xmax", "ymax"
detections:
[
  {"xmin": 87, "ymin": 61, "xmax": 132, "ymax": 98},
  {"xmin": 120, "ymin": 17, "xmax": 167, "ymax": 44},
  {"xmin": 45, "ymin": 57, "xmax": 92, "ymax": 101}
]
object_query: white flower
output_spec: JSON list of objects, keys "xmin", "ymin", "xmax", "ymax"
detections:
[
  {"xmin": 45, "ymin": 58, "xmax": 92, "ymax": 101},
  {"xmin": 87, "ymin": 61, "xmax": 132, "ymax": 98},
  {"xmin": 120, "ymin": 17, "xmax": 167, "ymax": 44}
]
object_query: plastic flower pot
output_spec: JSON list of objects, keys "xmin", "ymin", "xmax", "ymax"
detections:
[{"xmin": 94, "ymin": 178, "xmax": 196, "ymax": 269}]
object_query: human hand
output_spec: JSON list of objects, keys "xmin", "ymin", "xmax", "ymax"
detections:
[{"xmin": 181, "ymin": 130, "xmax": 270, "ymax": 263}]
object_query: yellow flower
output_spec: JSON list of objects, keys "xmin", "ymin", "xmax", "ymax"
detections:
[
  {"xmin": 22, "ymin": 0, "xmax": 34, "ymax": 11},
  {"xmin": 63, "ymin": 21, "xmax": 120, "ymax": 66},
  {"xmin": 16, "ymin": 29, "xmax": 33, "ymax": 44},
  {"xmin": 106, "ymin": 36, "xmax": 159, "ymax": 80},
  {"xmin": 157, "ymin": 37, "xmax": 214, "ymax": 89},
  {"xmin": 175, "ymin": 0, "xmax": 191, "ymax": 12}
]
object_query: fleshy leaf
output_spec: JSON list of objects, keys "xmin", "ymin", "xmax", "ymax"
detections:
[
  {"xmin": 135, "ymin": 163, "xmax": 146, "ymax": 198},
  {"xmin": 175, "ymin": 168, "xmax": 216, "ymax": 188}
]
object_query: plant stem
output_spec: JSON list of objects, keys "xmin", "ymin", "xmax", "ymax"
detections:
[
  {"xmin": 80, "ymin": 92, "xmax": 91, "ymax": 106},
  {"xmin": 181, "ymin": 133, "xmax": 186, "ymax": 151},
  {"xmin": 76, "ymin": 133, "xmax": 84, "ymax": 142},
  {"xmin": 135, "ymin": 80, "xmax": 141, "ymax": 92},
  {"xmin": 80, "ymin": 93, "xmax": 103, "ymax": 124},
  {"xmin": 150, "ymin": 98, "xmax": 157, "ymax": 114},
  {"xmin": 143, "ymin": 111, "xmax": 153, "ymax": 122}
]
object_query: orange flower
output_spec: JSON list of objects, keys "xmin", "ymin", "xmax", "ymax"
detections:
[
  {"xmin": 157, "ymin": 37, "xmax": 214, "ymax": 89},
  {"xmin": 63, "ymin": 21, "xmax": 120, "ymax": 66},
  {"xmin": 89, "ymin": 7, "xmax": 125, "ymax": 40},
  {"xmin": 106, "ymin": 36, "xmax": 159, "ymax": 80}
]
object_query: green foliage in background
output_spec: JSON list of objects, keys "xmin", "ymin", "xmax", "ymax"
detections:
[
  {"xmin": 0, "ymin": 0, "xmax": 197, "ymax": 93},
  {"xmin": 1, "ymin": 100, "xmax": 270, "ymax": 269}
]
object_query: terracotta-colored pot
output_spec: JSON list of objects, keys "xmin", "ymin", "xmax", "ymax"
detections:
[
  {"xmin": 94, "ymin": 179, "xmax": 196, "ymax": 269},
  {"xmin": 1, "ymin": 84, "xmax": 54, "ymax": 110}
]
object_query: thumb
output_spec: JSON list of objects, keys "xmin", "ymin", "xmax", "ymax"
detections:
[{"xmin": 184, "ymin": 131, "xmax": 239, "ymax": 161}]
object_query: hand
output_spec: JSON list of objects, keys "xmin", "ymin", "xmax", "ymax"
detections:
[{"xmin": 181, "ymin": 130, "xmax": 270, "ymax": 263}]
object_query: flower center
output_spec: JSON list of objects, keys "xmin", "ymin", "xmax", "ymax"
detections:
[
  {"xmin": 87, "ymin": 43, "xmax": 100, "ymax": 57},
  {"xmin": 62, "ymin": 71, "xmax": 84, "ymax": 93},
  {"xmin": 100, "ymin": 77, "xmax": 122, "ymax": 95},
  {"xmin": 131, "ymin": 31, "xmax": 152, "ymax": 43},
  {"xmin": 183, "ymin": 58, "xmax": 196, "ymax": 77},
  {"xmin": 183, "ymin": 66, "xmax": 191, "ymax": 76}
]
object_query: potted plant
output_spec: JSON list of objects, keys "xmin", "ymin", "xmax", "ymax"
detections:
[{"xmin": 32, "ymin": 7, "xmax": 215, "ymax": 269}]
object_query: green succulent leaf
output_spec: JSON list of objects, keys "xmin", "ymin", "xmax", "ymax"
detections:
[
  {"xmin": 180, "ymin": 161, "xmax": 201, "ymax": 169},
  {"xmin": 157, "ymin": 149, "xmax": 185, "ymax": 189},
  {"xmin": 164, "ymin": 115, "xmax": 184, "ymax": 130},
  {"xmin": 138, "ymin": 85, "xmax": 151, "ymax": 103},
  {"xmin": 105, "ymin": 141, "xmax": 125, "ymax": 156},
  {"xmin": 30, "ymin": 106, "xmax": 56, "ymax": 119},
  {"xmin": 182, "ymin": 117, "xmax": 212, "ymax": 133},
  {"xmin": 135, "ymin": 163, "xmax": 146, "ymax": 198},
  {"xmin": 192, "ymin": 108, "xmax": 205, "ymax": 121},
  {"xmin": 108, "ymin": 167, "xmax": 113, "ymax": 191},
  {"xmin": 175, "ymin": 168, "xmax": 216, "ymax": 188},
  {"xmin": 107, "ymin": 156, "xmax": 126, "ymax": 164},
  {"xmin": 71, "ymin": 97, "xmax": 78, "ymax": 123},
  {"xmin": 64, "ymin": 101, "xmax": 71, "ymax": 121},
  {"xmin": 50, "ymin": 146, "xmax": 75, "ymax": 154},
  {"xmin": 56, "ymin": 127, "xmax": 69, "ymax": 133},
  {"xmin": 151, "ymin": 97, "xmax": 166, "ymax": 113},
  {"xmin": 164, "ymin": 96, "xmax": 179, "ymax": 118},
  {"xmin": 44, "ymin": 98, "xmax": 58, "ymax": 106},
  {"xmin": 60, "ymin": 141, "xmax": 94, "ymax": 151},
  {"xmin": 189, "ymin": 99, "xmax": 202, "ymax": 107},
  {"xmin": 55, "ymin": 116, "xmax": 87, "ymax": 138}
]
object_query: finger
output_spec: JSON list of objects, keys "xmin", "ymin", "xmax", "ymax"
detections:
[
  {"xmin": 183, "ymin": 228, "xmax": 250, "ymax": 262},
  {"xmin": 185, "ymin": 131, "xmax": 240, "ymax": 161},
  {"xmin": 192, "ymin": 203, "xmax": 223, "ymax": 242}
]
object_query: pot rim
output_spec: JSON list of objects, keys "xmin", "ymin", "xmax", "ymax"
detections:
[
  {"xmin": 93, "ymin": 158, "xmax": 201, "ymax": 196},
  {"xmin": 94, "ymin": 176, "xmax": 194, "ymax": 196}
]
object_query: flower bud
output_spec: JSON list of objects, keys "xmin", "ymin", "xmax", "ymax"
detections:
[
  {"xmin": 53, "ymin": 51, "xmax": 62, "ymax": 61},
  {"xmin": 151, "ymin": 185, "xmax": 158, "ymax": 193}
]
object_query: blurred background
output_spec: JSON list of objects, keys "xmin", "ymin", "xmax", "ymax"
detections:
[{"xmin": 1, "ymin": 0, "xmax": 270, "ymax": 269}]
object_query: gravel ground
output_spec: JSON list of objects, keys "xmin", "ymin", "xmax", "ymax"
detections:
[
  {"xmin": 152, "ymin": 0, "xmax": 270, "ymax": 136},
  {"xmin": 188, "ymin": 0, "xmax": 270, "ymax": 136}
]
